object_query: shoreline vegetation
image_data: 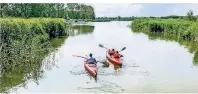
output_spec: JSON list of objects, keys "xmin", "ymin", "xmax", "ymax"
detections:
[
  {"xmin": 131, "ymin": 10, "xmax": 198, "ymax": 45},
  {"xmin": 0, "ymin": 18, "xmax": 70, "ymax": 93},
  {"xmin": 0, "ymin": 3, "xmax": 95, "ymax": 93},
  {"xmin": 131, "ymin": 10, "xmax": 198, "ymax": 65},
  {"xmin": 91, "ymin": 14, "xmax": 198, "ymax": 22}
]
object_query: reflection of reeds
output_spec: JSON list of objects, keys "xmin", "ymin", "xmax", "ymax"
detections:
[
  {"xmin": 70, "ymin": 25, "xmax": 95, "ymax": 36},
  {"xmin": 131, "ymin": 19, "xmax": 198, "ymax": 65},
  {"xmin": 193, "ymin": 49, "xmax": 198, "ymax": 66}
]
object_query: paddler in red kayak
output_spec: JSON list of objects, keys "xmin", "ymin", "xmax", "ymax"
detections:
[
  {"xmin": 108, "ymin": 49, "xmax": 122, "ymax": 58},
  {"xmin": 108, "ymin": 49, "xmax": 116, "ymax": 57},
  {"xmin": 86, "ymin": 53, "xmax": 97, "ymax": 64},
  {"xmin": 114, "ymin": 51, "xmax": 122, "ymax": 58}
]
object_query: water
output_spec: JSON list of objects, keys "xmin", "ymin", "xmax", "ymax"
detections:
[{"xmin": 9, "ymin": 21, "xmax": 198, "ymax": 93}]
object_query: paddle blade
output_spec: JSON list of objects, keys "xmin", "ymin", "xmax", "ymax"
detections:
[
  {"xmin": 121, "ymin": 47, "xmax": 126, "ymax": 51},
  {"xmin": 72, "ymin": 55, "xmax": 85, "ymax": 58},
  {"xmin": 72, "ymin": 55, "xmax": 78, "ymax": 57},
  {"xmin": 99, "ymin": 44, "xmax": 104, "ymax": 48},
  {"xmin": 120, "ymin": 55, "xmax": 124, "ymax": 57}
]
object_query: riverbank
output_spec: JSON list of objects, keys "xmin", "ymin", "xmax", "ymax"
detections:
[
  {"xmin": 0, "ymin": 17, "xmax": 71, "ymax": 70},
  {"xmin": 131, "ymin": 19, "xmax": 198, "ymax": 43},
  {"xmin": 0, "ymin": 18, "xmax": 71, "ymax": 92},
  {"xmin": 0, "ymin": 18, "xmax": 97, "ymax": 93},
  {"xmin": 131, "ymin": 18, "xmax": 198, "ymax": 65}
]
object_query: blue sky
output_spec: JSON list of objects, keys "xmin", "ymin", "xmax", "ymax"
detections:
[{"xmin": 88, "ymin": 3, "xmax": 198, "ymax": 17}]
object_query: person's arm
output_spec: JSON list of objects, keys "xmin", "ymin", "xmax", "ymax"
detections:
[
  {"xmin": 85, "ymin": 57, "xmax": 89, "ymax": 62},
  {"xmin": 94, "ymin": 58, "xmax": 97, "ymax": 64}
]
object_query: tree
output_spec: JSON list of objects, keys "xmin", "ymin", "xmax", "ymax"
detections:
[
  {"xmin": 118, "ymin": 16, "xmax": 121, "ymax": 20},
  {"xmin": 0, "ymin": 3, "xmax": 96, "ymax": 20},
  {"xmin": 186, "ymin": 10, "xmax": 196, "ymax": 21}
]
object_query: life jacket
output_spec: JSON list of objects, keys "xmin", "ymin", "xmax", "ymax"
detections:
[
  {"xmin": 114, "ymin": 53, "xmax": 120, "ymax": 58},
  {"xmin": 109, "ymin": 49, "xmax": 115, "ymax": 55}
]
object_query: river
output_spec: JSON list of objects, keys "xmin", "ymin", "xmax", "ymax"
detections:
[{"xmin": 10, "ymin": 21, "xmax": 198, "ymax": 93}]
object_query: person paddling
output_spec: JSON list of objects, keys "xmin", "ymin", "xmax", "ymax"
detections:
[
  {"xmin": 108, "ymin": 49, "xmax": 116, "ymax": 56},
  {"xmin": 114, "ymin": 51, "xmax": 121, "ymax": 58},
  {"xmin": 86, "ymin": 53, "xmax": 97, "ymax": 64}
]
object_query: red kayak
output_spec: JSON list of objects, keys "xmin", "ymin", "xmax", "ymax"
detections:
[
  {"xmin": 84, "ymin": 60, "xmax": 97, "ymax": 77},
  {"xmin": 106, "ymin": 51, "xmax": 122, "ymax": 65}
]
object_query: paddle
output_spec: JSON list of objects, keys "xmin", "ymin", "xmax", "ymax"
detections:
[
  {"xmin": 98, "ymin": 44, "xmax": 108, "ymax": 49},
  {"xmin": 72, "ymin": 55, "xmax": 86, "ymax": 59},
  {"xmin": 72, "ymin": 54, "xmax": 102, "ymax": 63},
  {"xmin": 99, "ymin": 44, "xmax": 126, "ymax": 52},
  {"xmin": 119, "ymin": 47, "xmax": 126, "ymax": 52}
]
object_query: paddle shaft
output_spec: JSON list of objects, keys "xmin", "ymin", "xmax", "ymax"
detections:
[
  {"xmin": 73, "ymin": 54, "xmax": 102, "ymax": 63},
  {"xmin": 99, "ymin": 44, "xmax": 125, "ymax": 52}
]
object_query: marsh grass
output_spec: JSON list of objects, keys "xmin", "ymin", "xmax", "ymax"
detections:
[
  {"xmin": 131, "ymin": 18, "xmax": 198, "ymax": 65},
  {"xmin": 131, "ymin": 19, "xmax": 198, "ymax": 42},
  {"xmin": 0, "ymin": 18, "xmax": 71, "ymax": 93}
]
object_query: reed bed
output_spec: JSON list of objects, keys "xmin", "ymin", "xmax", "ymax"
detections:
[
  {"xmin": 131, "ymin": 18, "xmax": 198, "ymax": 43},
  {"xmin": 0, "ymin": 18, "xmax": 70, "ymax": 72}
]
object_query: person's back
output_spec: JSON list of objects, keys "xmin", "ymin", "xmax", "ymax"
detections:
[
  {"xmin": 87, "ymin": 57, "xmax": 96, "ymax": 64},
  {"xmin": 87, "ymin": 53, "xmax": 97, "ymax": 64}
]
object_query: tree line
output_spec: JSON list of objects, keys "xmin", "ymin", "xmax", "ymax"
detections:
[
  {"xmin": 0, "ymin": 3, "xmax": 95, "ymax": 19},
  {"xmin": 94, "ymin": 10, "xmax": 198, "ymax": 22}
]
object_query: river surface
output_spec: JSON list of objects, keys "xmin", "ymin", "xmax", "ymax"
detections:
[{"xmin": 11, "ymin": 21, "xmax": 198, "ymax": 93}]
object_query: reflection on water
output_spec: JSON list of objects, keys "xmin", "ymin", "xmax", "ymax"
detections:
[
  {"xmin": 0, "ymin": 59, "xmax": 45, "ymax": 93},
  {"xmin": 0, "ymin": 47, "xmax": 57, "ymax": 93},
  {"xmin": 77, "ymin": 80, "xmax": 124, "ymax": 93},
  {"xmin": 70, "ymin": 25, "xmax": 95, "ymax": 36},
  {"xmin": 193, "ymin": 50, "xmax": 198, "ymax": 66},
  {"xmin": 145, "ymin": 32, "xmax": 198, "ymax": 65},
  {"xmin": 51, "ymin": 36, "xmax": 68, "ymax": 48}
]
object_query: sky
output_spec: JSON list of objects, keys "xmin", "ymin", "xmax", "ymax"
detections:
[{"xmin": 88, "ymin": 3, "xmax": 198, "ymax": 17}]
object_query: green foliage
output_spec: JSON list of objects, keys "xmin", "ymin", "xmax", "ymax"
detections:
[
  {"xmin": 0, "ymin": 18, "xmax": 70, "ymax": 72},
  {"xmin": 131, "ymin": 18, "xmax": 198, "ymax": 41},
  {"xmin": 0, "ymin": 3, "xmax": 95, "ymax": 20},
  {"xmin": 93, "ymin": 15, "xmax": 189, "ymax": 22},
  {"xmin": 0, "ymin": 18, "xmax": 69, "ymax": 93},
  {"xmin": 0, "ymin": 18, "xmax": 97, "ymax": 93},
  {"xmin": 186, "ymin": 10, "xmax": 197, "ymax": 22},
  {"xmin": 131, "ymin": 18, "xmax": 198, "ymax": 65}
]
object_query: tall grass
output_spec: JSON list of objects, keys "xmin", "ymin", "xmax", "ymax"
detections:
[
  {"xmin": 0, "ymin": 18, "xmax": 71, "ymax": 93},
  {"xmin": 0, "ymin": 18, "xmax": 70, "ymax": 73},
  {"xmin": 131, "ymin": 18, "xmax": 198, "ymax": 65},
  {"xmin": 131, "ymin": 18, "xmax": 198, "ymax": 43}
]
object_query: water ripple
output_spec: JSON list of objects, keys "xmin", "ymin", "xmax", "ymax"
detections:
[{"xmin": 77, "ymin": 80, "xmax": 124, "ymax": 93}]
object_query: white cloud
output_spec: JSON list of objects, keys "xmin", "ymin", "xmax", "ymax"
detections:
[
  {"xmin": 90, "ymin": 3, "xmax": 143, "ymax": 17},
  {"xmin": 88, "ymin": 3, "xmax": 198, "ymax": 17},
  {"xmin": 170, "ymin": 4, "xmax": 198, "ymax": 16}
]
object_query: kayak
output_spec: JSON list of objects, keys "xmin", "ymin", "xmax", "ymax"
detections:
[
  {"xmin": 106, "ymin": 51, "xmax": 122, "ymax": 65},
  {"xmin": 84, "ymin": 60, "xmax": 97, "ymax": 77}
]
